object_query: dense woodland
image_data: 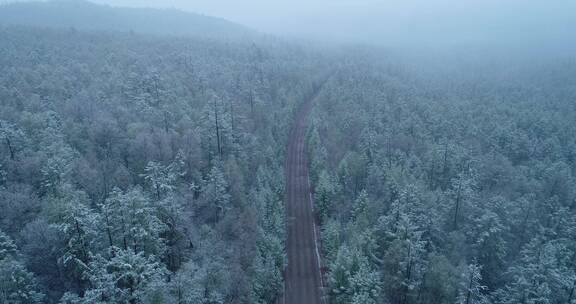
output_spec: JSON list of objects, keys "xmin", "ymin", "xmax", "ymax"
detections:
[
  {"xmin": 0, "ymin": 25, "xmax": 327, "ymax": 303},
  {"xmin": 1, "ymin": 2, "xmax": 576, "ymax": 304},
  {"xmin": 310, "ymin": 52, "xmax": 576, "ymax": 304}
]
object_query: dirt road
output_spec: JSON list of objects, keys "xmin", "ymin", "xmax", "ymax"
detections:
[{"xmin": 281, "ymin": 87, "xmax": 325, "ymax": 304}]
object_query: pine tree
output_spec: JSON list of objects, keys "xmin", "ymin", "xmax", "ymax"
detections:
[
  {"xmin": 449, "ymin": 172, "xmax": 477, "ymax": 230},
  {"xmin": 200, "ymin": 164, "xmax": 231, "ymax": 222},
  {"xmin": 166, "ymin": 262, "xmax": 206, "ymax": 304},
  {"xmin": 472, "ymin": 208, "xmax": 507, "ymax": 289},
  {"xmin": 0, "ymin": 229, "xmax": 45, "ymax": 303},
  {"xmin": 0, "ymin": 119, "xmax": 27, "ymax": 161},
  {"xmin": 0, "ymin": 229, "xmax": 18, "ymax": 260},
  {"xmin": 67, "ymin": 248, "xmax": 168, "ymax": 304},
  {"xmin": 349, "ymin": 261, "xmax": 381, "ymax": 304},
  {"xmin": 308, "ymin": 125, "xmax": 327, "ymax": 183},
  {"xmin": 142, "ymin": 161, "xmax": 177, "ymax": 200},
  {"xmin": 322, "ymin": 219, "xmax": 342, "ymax": 261},
  {"xmin": 495, "ymin": 234, "xmax": 573, "ymax": 304},
  {"xmin": 316, "ymin": 170, "xmax": 337, "ymax": 222},
  {"xmin": 328, "ymin": 245, "xmax": 363, "ymax": 304},
  {"xmin": 352, "ymin": 189, "xmax": 370, "ymax": 229},
  {"xmin": 251, "ymin": 251, "xmax": 283, "ymax": 304},
  {"xmin": 100, "ymin": 187, "xmax": 167, "ymax": 255},
  {"xmin": 455, "ymin": 263, "xmax": 487, "ymax": 304},
  {"xmin": 0, "ymin": 259, "xmax": 45, "ymax": 304},
  {"xmin": 50, "ymin": 186, "xmax": 102, "ymax": 293}
]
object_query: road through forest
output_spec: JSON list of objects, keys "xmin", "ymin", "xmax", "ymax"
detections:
[{"xmin": 282, "ymin": 85, "xmax": 325, "ymax": 304}]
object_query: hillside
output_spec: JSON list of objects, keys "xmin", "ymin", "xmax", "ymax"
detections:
[
  {"xmin": 0, "ymin": 23, "xmax": 329, "ymax": 303},
  {"xmin": 0, "ymin": 0, "xmax": 255, "ymax": 39},
  {"xmin": 1, "ymin": 2, "xmax": 576, "ymax": 304}
]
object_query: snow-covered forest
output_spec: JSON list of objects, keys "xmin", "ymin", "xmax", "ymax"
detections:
[
  {"xmin": 0, "ymin": 1, "xmax": 575, "ymax": 304},
  {"xmin": 309, "ymin": 51, "xmax": 576, "ymax": 304}
]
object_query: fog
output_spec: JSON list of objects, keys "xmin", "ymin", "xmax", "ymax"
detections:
[
  {"xmin": 86, "ymin": 0, "xmax": 576, "ymax": 48},
  {"xmin": 2, "ymin": 1, "xmax": 576, "ymax": 304}
]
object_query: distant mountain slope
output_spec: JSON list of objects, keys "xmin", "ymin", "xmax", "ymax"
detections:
[{"xmin": 0, "ymin": 0, "xmax": 256, "ymax": 39}]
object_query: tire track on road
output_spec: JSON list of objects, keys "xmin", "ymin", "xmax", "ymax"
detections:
[{"xmin": 282, "ymin": 84, "xmax": 325, "ymax": 304}]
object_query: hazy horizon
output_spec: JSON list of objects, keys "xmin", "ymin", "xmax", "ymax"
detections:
[
  {"xmin": 84, "ymin": 0, "xmax": 576, "ymax": 48},
  {"xmin": 2, "ymin": 1, "xmax": 576, "ymax": 304},
  {"xmin": 1, "ymin": 0, "xmax": 575, "ymax": 49}
]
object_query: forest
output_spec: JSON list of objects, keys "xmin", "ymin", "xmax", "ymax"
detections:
[
  {"xmin": 310, "ymin": 52, "xmax": 576, "ymax": 304},
  {"xmin": 1, "ymin": 1, "xmax": 575, "ymax": 304},
  {"xmin": 0, "ymin": 23, "xmax": 328, "ymax": 303}
]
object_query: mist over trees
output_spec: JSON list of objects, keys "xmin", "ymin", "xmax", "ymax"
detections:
[
  {"xmin": 1, "ymin": 1, "xmax": 576, "ymax": 304},
  {"xmin": 0, "ymin": 21, "xmax": 327, "ymax": 303},
  {"xmin": 310, "ymin": 51, "xmax": 576, "ymax": 304},
  {"xmin": 0, "ymin": 0, "xmax": 256, "ymax": 39}
]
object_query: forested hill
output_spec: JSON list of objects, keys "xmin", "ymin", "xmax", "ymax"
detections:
[
  {"xmin": 0, "ymin": 24, "xmax": 327, "ymax": 303},
  {"xmin": 0, "ymin": 0, "xmax": 255, "ymax": 39},
  {"xmin": 1, "ymin": 2, "xmax": 576, "ymax": 304},
  {"xmin": 309, "ymin": 51, "xmax": 576, "ymax": 304}
]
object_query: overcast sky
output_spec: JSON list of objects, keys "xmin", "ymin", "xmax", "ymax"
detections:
[{"xmin": 48, "ymin": 0, "xmax": 576, "ymax": 47}]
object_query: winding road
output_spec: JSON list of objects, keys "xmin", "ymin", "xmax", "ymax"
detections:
[{"xmin": 282, "ymin": 86, "xmax": 325, "ymax": 304}]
